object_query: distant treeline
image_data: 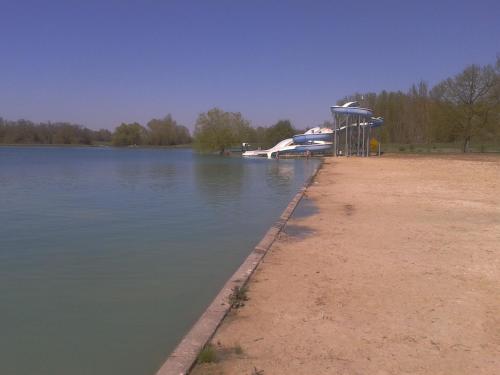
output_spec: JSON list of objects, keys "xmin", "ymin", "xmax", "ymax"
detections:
[
  {"xmin": 0, "ymin": 119, "xmax": 112, "ymax": 145},
  {"xmin": 338, "ymin": 57, "xmax": 500, "ymax": 152},
  {"xmin": 192, "ymin": 58, "xmax": 500, "ymax": 153},
  {"xmin": 0, "ymin": 115, "xmax": 192, "ymax": 146},
  {"xmin": 111, "ymin": 115, "xmax": 191, "ymax": 146},
  {"xmin": 3, "ymin": 58, "xmax": 499, "ymax": 152},
  {"xmin": 0, "ymin": 109, "xmax": 298, "ymax": 151}
]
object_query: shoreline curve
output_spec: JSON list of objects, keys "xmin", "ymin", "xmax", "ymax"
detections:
[{"xmin": 155, "ymin": 160, "xmax": 324, "ymax": 375}]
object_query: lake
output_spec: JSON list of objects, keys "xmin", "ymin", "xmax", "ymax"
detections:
[{"xmin": 0, "ymin": 147, "xmax": 320, "ymax": 375}]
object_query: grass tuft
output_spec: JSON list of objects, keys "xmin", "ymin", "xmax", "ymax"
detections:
[
  {"xmin": 233, "ymin": 344, "xmax": 244, "ymax": 355},
  {"xmin": 197, "ymin": 344, "xmax": 217, "ymax": 364},
  {"xmin": 229, "ymin": 285, "xmax": 249, "ymax": 308}
]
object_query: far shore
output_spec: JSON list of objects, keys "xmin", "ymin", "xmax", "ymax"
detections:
[
  {"xmin": 192, "ymin": 154, "xmax": 500, "ymax": 375},
  {"xmin": 0, "ymin": 143, "xmax": 193, "ymax": 148},
  {"xmin": 2, "ymin": 142, "xmax": 499, "ymax": 155}
]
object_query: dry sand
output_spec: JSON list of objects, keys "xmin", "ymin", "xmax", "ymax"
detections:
[{"xmin": 192, "ymin": 154, "xmax": 500, "ymax": 375}]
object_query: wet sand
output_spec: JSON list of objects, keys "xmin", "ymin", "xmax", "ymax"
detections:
[{"xmin": 192, "ymin": 154, "xmax": 500, "ymax": 375}]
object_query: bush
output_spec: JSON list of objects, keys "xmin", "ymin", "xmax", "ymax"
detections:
[
  {"xmin": 197, "ymin": 344, "xmax": 217, "ymax": 363},
  {"xmin": 229, "ymin": 285, "xmax": 248, "ymax": 308}
]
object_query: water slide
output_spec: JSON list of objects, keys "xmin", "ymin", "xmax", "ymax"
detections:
[
  {"xmin": 293, "ymin": 131, "xmax": 333, "ymax": 144},
  {"xmin": 242, "ymin": 127, "xmax": 334, "ymax": 159},
  {"xmin": 242, "ymin": 138, "xmax": 295, "ymax": 158},
  {"xmin": 369, "ymin": 117, "xmax": 384, "ymax": 128},
  {"xmin": 242, "ymin": 103, "xmax": 383, "ymax": 159},
  {"xmin": 334, "ymin": 117, "xmax": 384, "ymax": 131},
  {"xmin": 331, "ymin": 102, "xmax": 384, "ymax": 128},
  {"xmin": 331, "ymin": 101, "xmax": 373, "ymax": 117}
]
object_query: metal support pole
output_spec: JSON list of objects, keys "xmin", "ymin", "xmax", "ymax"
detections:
[
  {"xmin": 337, "ymin": 116, "xmax": 340, "ymax": 155},
  {"xmin": 345, "ymin": 114, "xmax": 349, "ymax": 157},
  {"xmin": 367, "ymin": 126, "xmax": 371, "ymax": 156},
  {"xmin": 378, "ymin": 127, "xmax": 381, "ymax": 156},
  {"xmin": 357, "ymin": 115, "xmax": 361, "ymax": 156},
  {"xmin": 362, "ymin": 118, "xmax": 365, "ymax": 157},
  {"xmin": 333, "ymin": 113, "xmax": 337, "ymax": 157}
]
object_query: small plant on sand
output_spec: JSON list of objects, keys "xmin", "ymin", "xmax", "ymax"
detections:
[
  {"xmin": 197, "ymin": 344, "xmax": 217, "ymax": 364},
  {"xmin": 233, "ymin": 344, "xmax": 244, "ymax": 355},
  {"xmin": 251, "ymin": 367, "xmax": 264, "ymax": 375},
  {"xmin": 229, "ymin": 285, "xmax": 248, "ymax": 308}
]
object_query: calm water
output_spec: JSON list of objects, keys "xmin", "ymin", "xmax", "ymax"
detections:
[{"xmin": 0, "ymin": 147, "xmax": 319, "ymax": 375}]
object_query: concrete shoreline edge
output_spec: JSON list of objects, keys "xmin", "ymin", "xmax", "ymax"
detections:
[{"xmin": 155, "ymin": 160, "xmax": 324, "ymax": 375}]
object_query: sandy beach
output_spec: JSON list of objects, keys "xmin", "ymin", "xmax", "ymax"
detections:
[{"xmin": 192, "ymin": 154, "xmax": 500, "ymax": 375}]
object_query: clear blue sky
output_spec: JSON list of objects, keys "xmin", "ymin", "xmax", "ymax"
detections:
[{"xmin": 1, "ymin": 0, "xmax": 499, "ymax": 131}]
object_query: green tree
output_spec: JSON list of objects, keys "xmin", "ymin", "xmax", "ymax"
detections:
[
  {"xmin": 94, "ymin": 129, "xmax": 112, "ymax": 143},
  {"xmin": 53, "ymin": 123, "xmax": 79, "ymax": 144},
  {"xmin": 112, "ymin": 122, "xmax": 147, "ymax": 146},
  {"xmin": 147, "ymin": 115, "xmax": 176, "ymax": 145},
  {"xmin": 193, "ymin": 108, "xmax": 252, "ymax": 153},
  {"xmin": 147, "ymin": 115, "xmax": 191, "ymax": 145},
  {"xmin": 264, "ymin": 120, "xmax": 296, "ymax": 148}
]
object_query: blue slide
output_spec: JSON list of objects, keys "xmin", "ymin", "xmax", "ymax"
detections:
[
  {"xmin": 331, "ymin": 102, "xmax": 384, "ymax": 128},
  {"xmin": 331, "ymin": 106, "xmax": 373, "ymax": 117},
  {"xmin": 293, "ymin": 133, "xmax": 333, "ymax": 144}
]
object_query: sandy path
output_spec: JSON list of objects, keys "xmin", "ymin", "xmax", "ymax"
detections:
[{"xmin": 192, "ymin": 155, "xmax": 500, "ymax": 375}]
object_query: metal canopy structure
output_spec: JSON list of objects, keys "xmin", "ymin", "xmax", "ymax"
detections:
[{"xmin": 330, "ymin": 102, "xmax": 383, "ymax": 157}]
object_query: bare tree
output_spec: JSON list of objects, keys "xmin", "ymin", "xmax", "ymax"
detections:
[{"xmin": 432, "ymin": 64, "xmax": 498, "ymax": 152}]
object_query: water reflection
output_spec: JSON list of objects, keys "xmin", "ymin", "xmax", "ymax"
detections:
[
  {"xmin": 264, "ymin": 160, "xmax": 295, "ymax": 188},
  {"xmin": 193, "ymin": 155, "xmax": 245, "ymax": 206},
  {"xmin": 0, "ymin": 147, "xmax": 320, "ymax": 375}
]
